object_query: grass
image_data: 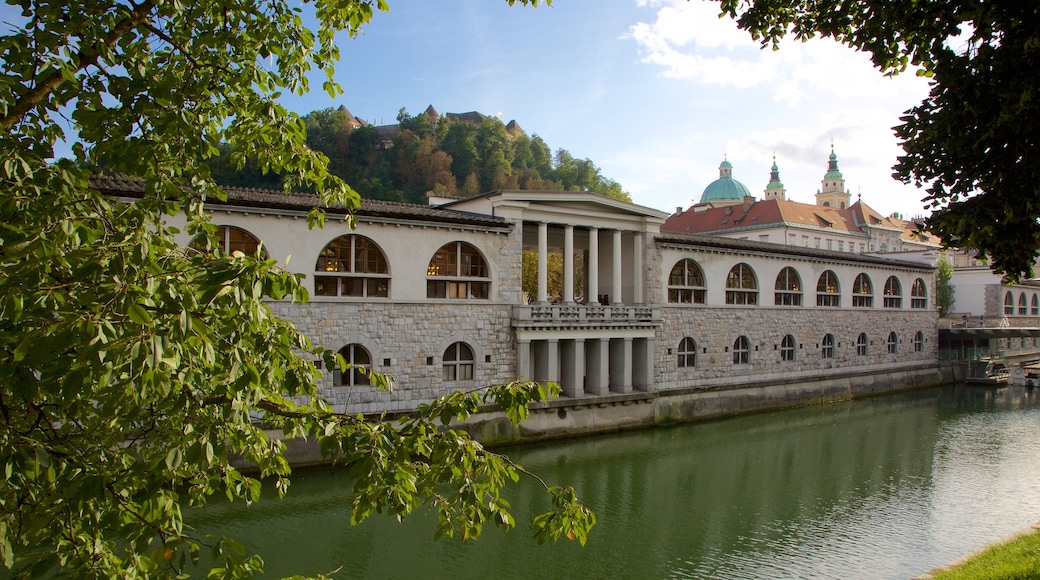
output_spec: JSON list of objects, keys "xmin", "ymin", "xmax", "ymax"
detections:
[{"xmin": 925, "ymin": 526, "xmax": 1040, "ymax": 579}]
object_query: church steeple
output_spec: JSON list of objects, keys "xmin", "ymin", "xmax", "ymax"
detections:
[
  {"xmin": 815, "ymin": 144, "xmax": 851, "ymax": 209},
  {"xmin": 763, "ymin": 154, "xmax": 786, "ymax": 201}
]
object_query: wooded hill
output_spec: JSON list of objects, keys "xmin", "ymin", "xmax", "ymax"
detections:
[{"xmin": 206, "ymin": 105, "xmax": 630, "ymax": 204}]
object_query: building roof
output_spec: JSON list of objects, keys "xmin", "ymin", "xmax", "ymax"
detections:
[
  {"xmin": 89, "ymin": 176, "xmax": 511, "ymax": 229},
  {"xmin": 699, "ymin": 159, "xmax": 751, "ymax": 203}
]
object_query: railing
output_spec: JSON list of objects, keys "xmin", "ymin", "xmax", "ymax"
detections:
[{"xmin": 513, "ymin": 304, "xmax": 658, "ymax": 322}]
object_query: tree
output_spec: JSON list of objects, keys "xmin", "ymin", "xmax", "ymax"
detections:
[
  {"xmin": 0, "ymin": 0, "xmax": 592, "ymax": 578},
  {"xmin": 719, "ymin": 0, "xmax": 1040, "ymax": 281},
  {"xmin": 936, "ymin": 254, "xmax": 955, "ymax": 316}
]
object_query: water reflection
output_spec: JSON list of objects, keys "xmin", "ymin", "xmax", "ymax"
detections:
[{"xmin": 187, "ymin": 386, "xmax": 1040, "ymax": 579}]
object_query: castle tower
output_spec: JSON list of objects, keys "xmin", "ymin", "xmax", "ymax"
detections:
[
  {"xmin": 815, "ymin": 146, "xmax": 851, "ymax": 209},
  {"xmin": 763, "ymin": 156, "xmax": 786, "ymax": 201}
]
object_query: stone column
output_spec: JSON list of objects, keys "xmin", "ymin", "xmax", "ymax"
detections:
[
  {"xmin": 633, "ymin": 231, "xmax": 644, "ymax": 305},
  {"xmin": 537, "ymin": 221, "xmax": 548, "ymax": 304},
  {"xmin": 563, "ymin": 224, "xmax": 574, "ymax": 304},
  {"xmin": 588, "ymin": 227, "xmax": 599, "ymax": 304},
  {"xmin": 546, "ymin": 338, "xmax": 560, "ymax": 383},
  {"xmin": 609, "ymin": 337, "xmax": 633, "ymax": 393},
  {"xmin": 585, "ymin": 338, "xmax": 609, "ymax": 395},
  {"xmin": 612, "ymin": 229, "xmax": 623, "ymax": 305},
  {"xmin": 560, "ymin": 339, "xmax": 585, "ymax": 397},
  {"xmin": 517, "ymin": 339, "xmax": 531, "ymax": 381},
  {"xmin": 633, "ymin": 337, "xmax": 654, "ymax": 392}
]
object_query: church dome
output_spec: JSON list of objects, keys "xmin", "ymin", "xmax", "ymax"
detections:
[{"xmin": 700, "ymin": 160, "xmax": 752, "ymax": 203}]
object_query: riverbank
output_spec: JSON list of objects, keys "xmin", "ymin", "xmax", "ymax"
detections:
[{"xmin": 915, "ymin": 523, "xmax": 1040, "ymax": 579}]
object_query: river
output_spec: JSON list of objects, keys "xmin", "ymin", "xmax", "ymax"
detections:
[{"xmin": 188, "ymin": 385, "xmax": 1040, "ymax": 579}]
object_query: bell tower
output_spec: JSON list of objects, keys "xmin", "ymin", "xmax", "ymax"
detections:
[{"xmin": 815, "ymin": 146, "xmax": 851, "ymax": 209}]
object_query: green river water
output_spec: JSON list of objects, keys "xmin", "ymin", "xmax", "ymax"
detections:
[{"xmin": 187, "ymin": 385, "xmax": 1040, "ymax": 579}]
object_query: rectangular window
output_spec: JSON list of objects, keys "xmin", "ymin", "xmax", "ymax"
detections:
[{"xmin": 838, "ymin": 241, "xmax": 844, "ymax": 252}]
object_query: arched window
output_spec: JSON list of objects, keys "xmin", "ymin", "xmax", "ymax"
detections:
[
  {"xmin": 1033, "ymin": 294, "xmax": 1039, "ymax": 316},
  {"xmin": 314, "ymin": 235, "xmax": 390, "ymax": 297},
  {"xmin": 856, "ymin": 333, "xmax": 868, "ymax": 356},
  {"xmin": 886, "ymin": 332, "xmax": 898, "ymax": 354},
  {"xmin": 190, "ymin": 225, "xmax": 264, "ymax": 256},
  {"xmin": 774, "ymin": 267, "xmax": 802, "ymax": 306},
  {"xmin": 427, "ymin": 242, "xmax": 490, "ymax": 299},
  {"xmin": 911, "ymin": 278, "xmax": 928, "ymax": 309},
  {"xmin": 733, "ymin": 336, "xmax": 750, "ymax": 364},
  {"xmin": 852, "ymin": 274, "xmax": 873, "ymax": 307},
  {"xmin": 780, "ymin": 334, "xmax": 796, "ymax": 361},
  {"xmin": 333, "ymin": 344, "xmax": 371, "ymax": 387},
  {"xmin": 442, "ymin": 342, "xmax": 474, "ymax": 381},
  {"xmin": 816, "ymin": 271, "xmax": 841, "ymax": 307},
  {"xmin": 1005, "ymin": 292, "xmax": 1015, "ymax": 315},
  {"xmin": 1019, "ymin": 293, "xmax": 1028, "ymax": 315},
  {"xmin": 668, "ymin": 259, "xmax": 706, "ymax": 304},
  {"xmin": 821, "ymin": 334, "xmax": 835, "ymax": 358},
  {"xmin": 913, "ymin": 331, "xmax": 924, "ymax": 352},
  {"xmin": 725, "ymin": 263, "xmax": 758, "ymax": 305},
  {"xmin": 883, "ymin": 276, "xmax": 902, "ymax": 308},
  {"xmin": 677, "ymin": 337, "xmax": 697, "ymax": 368}
]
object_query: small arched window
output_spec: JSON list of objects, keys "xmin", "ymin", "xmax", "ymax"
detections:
[
  {"xmin": 913, "ymin": 331, "xmax": 924, "ymax": 352},
  {"xmin": 677, "ymin": 337, "xmax": 697, "ymax": 368},
  {"xmin": 821, "ymin": 334, "xmax": 835, "ymax": 359},
  {"xmin": 1005, "ymin": 292, "xmax": 1015, "ymax": 315},
  {"xmin": 886, "ymin": 332, "xmax": 898, "ymax": 354},
  {"xmin": 816, "ymin": 271, "xmax": 841, "ymax": 307},
  {"xmin": 911, "ymin": 278, "xmax": 928, "ymax": 309},
  {"xmin": 733, "ymin": 336, "xmax": 750, "ymax": 364},
  {"xmin": 333, "ymin": 344, "xmax": 371, "ymax": 387},
  {"xmin": 1033, "ymin": 294, "xmax": 1039, "ymax": 316},
  {"xmin": 852, "ymin": 274, "xmax": 873, "ymax": 307},
  {"xmin": 315, "ymin": 235, "xmax": 390, "ymax": 297},
  {"xmin": 780, "ymin": 334, "xmax": 796, "ymax": 361},
  {"xmin": 774, "ymin": 267, "xmax": 802, "ymax": 306},
  {"xmin": 668, "ymin": 259, "xmax": 706, "ymax": 304},
  {"xmin": 427, "ymin": 242, "xmax": 490, "ymax": 299},
  {"xmin": 725, "ymin": 263, "xmax": 758, "ymax": 305},
  {"xmin": 190, "ymin": 225, "xmax": 265, "ymax": 257},
  {"xmin": 442, "ymin": 342, "xmax": 474, "ymax": 381},
  {"xmin": 883, "ymin": 276, "xmax": 902, "ymax": 308},
  {"xmin": 1019, "ymin": 293, "xmax": 1028, "ymax": 315},
  {"xmin": 856, "ymin": 333, "xmax": 868, "ymax": 356}
]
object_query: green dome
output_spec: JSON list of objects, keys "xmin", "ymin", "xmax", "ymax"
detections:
[{"xmin": 700, "ymin": 160, "xmax": 751, "ymax": 203}]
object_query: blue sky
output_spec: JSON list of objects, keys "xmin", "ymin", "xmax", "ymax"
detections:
[{"xmin": 284, "ymin": 0, "xmax": 934, "ymax": 220}]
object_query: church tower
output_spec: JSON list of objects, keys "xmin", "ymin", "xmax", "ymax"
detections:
[
  {"xmin": 815, "ymin": 146, "xmax": 851, "ymax": 209},
  {"xmin": 763, "ymin": 156, "xmax": 786, "ymax": 201}
]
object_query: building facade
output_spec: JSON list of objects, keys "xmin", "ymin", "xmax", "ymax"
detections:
[{"xmin": 99, "ymin": 177, "xmax": 943, "ymax": 439}]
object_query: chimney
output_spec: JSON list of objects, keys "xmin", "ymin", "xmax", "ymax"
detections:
[
  {"xmin": 676, "ymin": 206, "xmax": 683, "ymax": 215},
  {"xmin": 743, "ymin": 195, "xmax": 755, "ymax": 213}
]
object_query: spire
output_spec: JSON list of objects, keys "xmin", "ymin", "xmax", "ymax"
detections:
[
  {"xmin": 816, "ymin": 144, "xmax": 851, "ymax": 209},
  {"xmin": 764, "ymin": 153, "xmax": 786, "ymax": 201}
]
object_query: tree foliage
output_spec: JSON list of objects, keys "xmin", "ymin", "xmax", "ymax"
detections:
[
  {"xmin": 0, "ymin": 0, "xmax": 593, "ymax": 577},
  {"xmin": 719, "ymin": 0, "xmax": 1040, "ymax": 280},
  {"xmin": 935, "ymin": 254, "xmax": 955, "ymax": 316}
]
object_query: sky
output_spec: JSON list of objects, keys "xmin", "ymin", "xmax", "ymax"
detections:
[{"xmin": 279, "ymin": 0, "xmax": 935, "ymax": 220}]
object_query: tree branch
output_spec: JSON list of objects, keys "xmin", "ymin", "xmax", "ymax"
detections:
[{"xmin": 1, "ymin": 0, "xmax": 160, "ymax": 131}]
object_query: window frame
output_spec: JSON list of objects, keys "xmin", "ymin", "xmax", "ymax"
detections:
[
  {"xmin": 668, "ymin": 259, "xmax": 707, "ymax": 304},
  {"xmin": 852, "ymin": 273, "xmax": 874, "ymax": 308},
  {"xmin": 816, "ymin": 270, "xmax": 841, "ymax": 307},
  {"xmin": 856, "ymin": 333, "xmax": 868, "ymax": 356},
  {"xmin": 1019, "ymin": 293, "xmax": 1029, "ymax": 315},
  {"xmin": 1005, "ymin": 292, "xmax": 1015, "ymax": 315},
  {"xmin": 442, "ymin": 342, "xmax": 475, "ymax": 381},
  {"xmin": 780, "ymin": 334, "xmax": 796, "ymax": 361},
  {"xmin": 886, "ymin": 332, "xmax": 898, "ymax": 354},
  {"xmin": 677, "ymin": 337, "xmax": 697, "ymax": 368},
  {"xmin": 733, "ymin": 335, "xmax": 750, "ymax": 365},
  {"xmin": 314, "ymin": 234, "xmax": 391, "ymax": 298},
  {"xmin": 822, "ymin": 334, "xmax": 835, "ymax": 358},
  {"xmin": 333, "ymin": 343, "xmax": 372, "ymax": 387},
  {"xmin": 912, "ymin": 331, "xmax": 924, "ymax": 352},
  {"xmin": 774, "ymin": 267, "xmax": 803, "ymax": 306},
  {"xmin": 427, "ymin": 242, "xmax": 491, "ymax": 300},
  {"xmin": 910, "ymin": 278, "xmax": 928, "ymax": 309},
  {"xmin": 883, "ymin": 276, "xmax": 902, "ymax": 308},
  {"xmin": 725, "ymin": 263, "xmax": 758, "ymax": 305}
]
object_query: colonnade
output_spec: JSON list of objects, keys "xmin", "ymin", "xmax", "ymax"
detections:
[
  {"xmin": 517, "ymin": 335, "xmax": 655, "ymax": 396},
  {"xmin": 531, "ymin": 222, "xmax": 645, "ymax": 306}
]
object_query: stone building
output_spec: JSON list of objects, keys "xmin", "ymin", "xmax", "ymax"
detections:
[{"xmin": 96, "ymin": 177, "xmax": 943, "ymax": 440}]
